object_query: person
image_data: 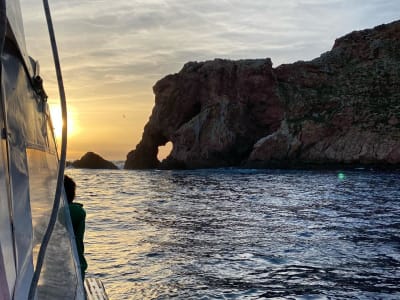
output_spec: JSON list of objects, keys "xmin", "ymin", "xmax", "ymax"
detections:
[{"xmin": 64, "ymin": 175, "xmax": 88, "ymax": 280}]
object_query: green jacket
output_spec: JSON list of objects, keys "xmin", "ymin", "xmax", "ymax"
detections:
[{"xmin": 69, "ymin": 202, "xmax": 88, "ymax": 277}]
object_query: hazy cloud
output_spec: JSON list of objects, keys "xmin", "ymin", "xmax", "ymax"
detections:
[{"xmin": 22, "ymin": 0, "xmax": 400, "ymax": 78}]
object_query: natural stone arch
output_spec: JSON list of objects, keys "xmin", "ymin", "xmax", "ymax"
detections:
[{"xmin": 157, "ymin": 141, "xmax": 173, "ymax": 162}]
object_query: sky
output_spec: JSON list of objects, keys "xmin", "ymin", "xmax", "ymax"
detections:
[{"xmin": 19, "ymin": 0, "xmax": 399, "ymax": 161}]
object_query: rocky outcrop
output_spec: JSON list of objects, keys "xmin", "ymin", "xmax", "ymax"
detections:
[
  {"xmin": 72, "ymin": 152, "xmax": 118, "ymax": 169},
  {"xmin": 125, "ymin": 20, "xmax": 400, "ymax": 169}
]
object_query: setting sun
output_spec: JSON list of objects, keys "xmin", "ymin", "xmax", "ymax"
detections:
[{"xmin": 49, "ymin": 104, "xmax": 78, "ymax": 139}]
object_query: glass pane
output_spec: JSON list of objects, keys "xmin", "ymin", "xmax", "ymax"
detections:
[{"xmin": 27, "ymin": 148, "xmax": 80, "ymax": 299}]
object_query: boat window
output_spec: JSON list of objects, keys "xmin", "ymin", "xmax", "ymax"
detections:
[{"xmin": 26, "ymin": 148, "xmax": 80, "ymax": 299}]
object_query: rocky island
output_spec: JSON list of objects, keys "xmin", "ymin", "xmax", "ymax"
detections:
[
  {"xmin": 72, "ymin": 152, "xmax": 118, "ymax": 169},
  {"xmin": 125, "ymin": 20, "xmax": 400, "ymax": 170}
]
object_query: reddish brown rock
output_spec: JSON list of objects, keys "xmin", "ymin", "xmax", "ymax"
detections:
[
  {"xmin": 72, "ymin": 152, "xmax": 118, "ymax": 169},
  {"xmin": 125, "ymin": 20, "xmax": 400, "ymax": 169},
  {"xmin": 125, "ymin": 58, "xmax": 284, "ymax": 169}
]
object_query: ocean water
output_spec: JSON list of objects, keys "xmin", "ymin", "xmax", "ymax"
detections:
[{"xmin": 65, "ymin": 168, "xmax": 400, "ymax": 300}]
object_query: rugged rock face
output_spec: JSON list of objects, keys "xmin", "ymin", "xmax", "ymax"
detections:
[
  {"xmin": 72, "ymin": 152, "xmax": 118, "ymax": 169},
  {"xmin": 125, "ymin": 20, "xmax": 400, "ymax": 169}
]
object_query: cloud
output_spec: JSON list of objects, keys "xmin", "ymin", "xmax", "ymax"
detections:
[{"xmin": 23, "ymin": 0, "xmax": 400, "ymax": 79}]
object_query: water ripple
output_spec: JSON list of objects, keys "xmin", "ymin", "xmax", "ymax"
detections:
[{"xmin": 66, "ymin": 169, "xmax": 400, "ymax": 299}]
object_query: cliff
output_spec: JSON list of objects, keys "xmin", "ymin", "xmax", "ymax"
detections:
[{"xmin": 125, "ymin": 20, "xmax": 400, "ymax": 169}]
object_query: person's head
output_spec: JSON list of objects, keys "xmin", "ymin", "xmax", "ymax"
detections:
[{"xmin": 64, "ymin": 175, "xmax": 76, "ymax": 204}]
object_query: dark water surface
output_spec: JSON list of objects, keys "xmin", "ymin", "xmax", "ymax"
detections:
[{"xmin": 65, "ymin": 168, "xmax": 400, "ymax": 299}]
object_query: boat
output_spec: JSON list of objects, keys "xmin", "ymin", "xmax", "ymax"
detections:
[{"xmin": 0, "ymin": 1, "xmax": 107, "ymax": 299}]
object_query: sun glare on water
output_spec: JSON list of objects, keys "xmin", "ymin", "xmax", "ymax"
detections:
[{"xmin": 49, "ymin": 104, "xmax": 78, "ymax": 139}]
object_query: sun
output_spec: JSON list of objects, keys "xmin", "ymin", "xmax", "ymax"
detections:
[{"xmin": 49, "ymin": 104, "xmax": 78, "ymax": 139}]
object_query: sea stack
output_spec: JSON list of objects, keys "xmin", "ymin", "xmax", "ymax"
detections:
[
  {"xmin": 72, "ymin": 152, "xmax": 118, "ymax": 169},
  {"xmin": 125, "ymin": 20, "xmax": 400, "ymax": 169}
]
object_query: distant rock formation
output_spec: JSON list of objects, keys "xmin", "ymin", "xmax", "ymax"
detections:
[
  {"xmin": 125, "ymin": 20, "xmax": 400, "ymax": 169},
  {"xmin": 72, "ymin": 152, "xmax": 118, "ymax": 169}
]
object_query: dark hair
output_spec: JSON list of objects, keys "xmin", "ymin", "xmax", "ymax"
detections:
[{"xmin": 64, "ymin": 175, "xmax": 76, "ymax": 204}]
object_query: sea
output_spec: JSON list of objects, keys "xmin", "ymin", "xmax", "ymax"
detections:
[{"xmin": 65, "ymin": 167, "xmax": 400, "ymax": 300}]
